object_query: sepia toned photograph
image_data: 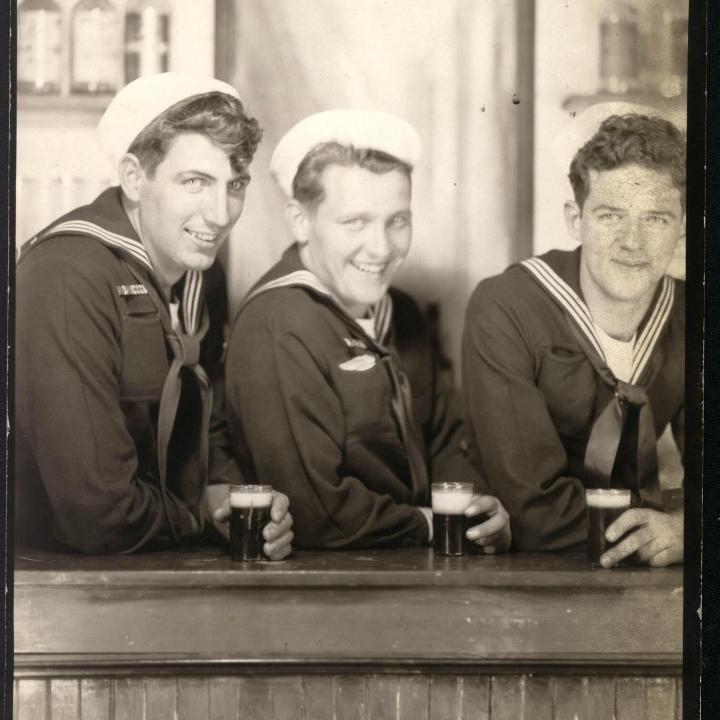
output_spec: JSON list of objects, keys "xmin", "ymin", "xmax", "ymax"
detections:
[{"xmin": 9, "ymin": 0, "xmax": 702, "ymax": 718}]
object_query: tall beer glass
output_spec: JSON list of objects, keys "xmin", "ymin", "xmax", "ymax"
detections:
[
  {"xmin": 431, "ymin": 482, "xmax": 474, "ymax": 556},
  {"xmin": 585, "ymin": 488, "xmax": 631, "ymax": 567},
  {"xmin": 230, "ymin": 485, "xmax": 273, "ymax": 561}
]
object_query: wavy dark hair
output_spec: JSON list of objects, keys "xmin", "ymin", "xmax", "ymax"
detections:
[
  {"xmin": 292, "ymin": 142, "xmax": 412, "ymax": 212},
  {"xmin": 569, "ymin": 114, "xmax": 685, "ymax": 209},
  {"xmin": 128, "ymin": 91, "xmax": 263, "ymax": 176}
]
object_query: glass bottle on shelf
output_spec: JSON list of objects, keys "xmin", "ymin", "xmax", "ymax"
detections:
[
  {"xmin": 659, "ymin": 0, "xmax": 688, "ymax": 98},
  {"xmin": 124, "ymin": 0, "xmax": 171, "ymax": 83},
  {"xmin": 18, "ymin": 0, "xmax": 62, "ymax": 95},
  {"xmin": 70, "ymin": 0, "xmax": 122, "ymax": 95},
  {"xmin": 599, "ymin": 1, "xmax": 641, "ymax": 94}
]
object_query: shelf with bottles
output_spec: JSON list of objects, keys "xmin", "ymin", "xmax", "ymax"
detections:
[
  {"xmin": 562, "ymin": 0, "xmax": 688, "ymax": 115},
  {"xmin": 18, "ymin": 0, "xmax": 171, "ymax": 109}
]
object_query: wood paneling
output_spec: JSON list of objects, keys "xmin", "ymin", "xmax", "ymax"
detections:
[
  {"xmin": 209, "ymin": 677, "xmax": 240, "ymax": 720},
  {"xmin": 79, "ymin": 679, "xmax": 111, "ymax": 720},
  {"xmin": 14, "ymin": 674, "xmax": 682, "ymax": 720},
  {"xmin": 112, "ymin": 678, "xmax": 143, "ymax": 720},
  {"xmin": 17, "ymin": 678, "xmax": 48, "ymax": 720}
]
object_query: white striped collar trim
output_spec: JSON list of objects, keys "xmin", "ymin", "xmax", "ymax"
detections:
[
  {"xmin": 181, "ymin": 270, "xmax": 204, "ymax": 335},
  {"xmin": 40, "ymin": 220, "xmax": 153, "ymax": 271},
  {"xmin": 243, "ymin": 269, "xmax": 393, "ymax": 344},
  {"xmin": 522, "ymin": 257, "xmax": 605, "ymax": 360},
  {"xmin": 630, "ymin": 275, "xmax": 674, "ymax": 384},
  {"xmin": 522, "ymin": 257, "xmax": 675, "ymax": 384}
]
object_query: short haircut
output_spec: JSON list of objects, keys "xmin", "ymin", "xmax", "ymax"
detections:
[
  {"xmin": 127, "ymin": 91, "xmax": 262, "ymax": 176},
  {"xmin": 292, "ymin": 142, "xmax": 412, "ymax": 212},
  {"xmin": 568, "ymin": 114, "xmax": 686, "ymax": 210}
]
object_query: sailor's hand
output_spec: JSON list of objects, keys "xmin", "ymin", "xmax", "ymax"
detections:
[
  {"xmin": 262, "ymin": 492, "xmax": 294, "ymax": 560},
  {"xmin": 465, "ymin": 494, "xmax": 512, "ymax": 553},
  {"xmin": 601, "ymin": 508, "xmax": 683, "ymax": 568},
  {"xmin": 206, "ymin": 483, "xmax": 231, "ymax": 539}
]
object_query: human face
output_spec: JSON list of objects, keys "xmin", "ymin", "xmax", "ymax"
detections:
[
  {"xmin": 297, "ymin": 164, "xmax": 412, "ymax": 317},
  {"xmin": 568, "ymin": 164, "xmax": 684, "ymax": 307},
  {"xmin": 136, "ymin": 133, "xmax": 249, "ymax": 286}
]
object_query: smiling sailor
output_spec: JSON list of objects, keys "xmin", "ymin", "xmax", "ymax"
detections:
[
  {"xmin": 16, "ymin": 73, "xmax": 293, "ymax": 556},
  {"xmin": 224, "ymin": 109, "xmax": 512, "ymax": 551},
  {"xmin": 461, "ymin": 107, "xmax": 686, "ymax": 567}
]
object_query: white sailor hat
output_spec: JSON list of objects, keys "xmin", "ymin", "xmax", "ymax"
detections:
[
  {"xmin": 270, "ymin": 109, "xmax": 422, "ymax": 197},
  {"xmin": 97, "ymin": 72, "xmax": 241, "ymax": 170},
  {"xmin": 551, "ymin": 101, "xmax": 684, "ymax": 178}
]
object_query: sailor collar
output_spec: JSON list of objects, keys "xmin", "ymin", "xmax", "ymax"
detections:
[
  {"xmin": 20, "ymin": 187, "xmax": 205, "ymax": 335},
  {"xmin": 521, "ymin": 251, "xmax": 675, "ymax": 387},
  {"xmin": 240, "ymin": 245, "xmax": 394, "ymax": 347}
]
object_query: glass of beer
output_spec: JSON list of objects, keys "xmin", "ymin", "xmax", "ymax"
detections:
[
  {"xmin": 229, "ymin": 485, "xmax": 273, "ymax": 561},
  {"xmin": 585, "ymin": 488, "xmax": 631, "ymax": 567},
  {"xmin": 431, "ymin": 482, "xmax": 474, "ymax": 556}
]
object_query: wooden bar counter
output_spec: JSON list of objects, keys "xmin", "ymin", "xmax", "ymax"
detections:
[{"xmin": 13, "ymin": 547, "xmax": 683, "ymax": 719}]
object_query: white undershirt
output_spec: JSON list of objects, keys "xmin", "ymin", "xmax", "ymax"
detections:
[
  {"xmin": 594, "ymin": 324, "xmax": 635, "ymax": 382},
  {"xmin": 169, "ymin": 300, "xmax": 180, "ymax": 332},
  {"xmin": 355, "ymin": 317, "xmax": 376, "ymax": 339}
]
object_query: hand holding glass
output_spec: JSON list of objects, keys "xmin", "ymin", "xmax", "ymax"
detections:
[{"xmin": 230, "ymin": 485, "xmax": 273, "ymax": 561}]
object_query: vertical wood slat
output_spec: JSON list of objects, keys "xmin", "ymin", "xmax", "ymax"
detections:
[
  {"xmin": 523, "ymin": 677, "xmax": 552, "ymax": 720},
  {"xmin": 17, "ymin": 679, "xmax": 48, "ymax": 720},
  {"xmin": 490, "ymin": 676, "xmax": 523, "ymax": 720},
  {"xmin": 333, "ymin": 676, "xmax": 367, "ymax": 720},
  {"xmin": 367, "ymin": 676, "xmax": 401, "ymax": 720},
  {"xmin": 270, "ymin": 677, "xmax": 304, "ymax": 720},
  {"xmin": 553, "ymin": 677, "xmax": 587, "ymax": 720},
  {"xmin": 49, "ymin": 679, "xmax": 79, "ymax": 720},
  {"xmin": 113, "ymin": 678, "xmax": 144, "ymax": 720},
  {"xmin": 177, "ymin": 678, "xmax": 210, "ymax": 720},
  {"xmin": 615, "ymin": 678, "xmax": 647, "ymax": 720},
  {"xmin": 396, "ymin": 677, "xmax": 429, "ymax": 720},
  {"xmin": 209, "ymin": 677, "xmax": 240, "ymax": 720},
  {"xmin": 585, "ymin": 677, "xmax": 616, "ymax": 720},
  {"xmin": 676, "ymin": 677, "xmax": 683, "ymax": 720},
  {"xmin": 645, "ymin": 678, "xmax": 677, "ymax": 720},
  {"xmin": 238, "ymin": 677, "xmax": 273, "ymax": 720},
  {"xmin": 80, "ymin": 679, "xmax": 111, "ymax": 720},
  {"xmin": 429, "ymin": 676, "xmax": 461, "ymax": 719},
  {"xmin": 461, "ymin": 675, "xmax": 490, "ymax": 720},
  {"xmin": 144, "ymin": 678, "xmax": 177, "ymax": 720},
  {"xmin": 303, "ymin": 677, "xmax": 335, "ymax": 720},
  {"xmin": 13, "ymin": 678, "xmax": 18, "ymax": 720}
]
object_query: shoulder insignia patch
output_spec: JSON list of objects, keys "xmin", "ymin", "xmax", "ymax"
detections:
[{"xmin": 339, "ymin": 354, "xmax": 377, "ymax": 372}]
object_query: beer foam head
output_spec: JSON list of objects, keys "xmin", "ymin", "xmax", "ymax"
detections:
[
  {"xmin": 431, "ymin": 483, "xmax": 474, "ymax": 515},
  {"xmin": 230, "ymin": 485, "xmax": 273, "ymax": 509},
  {"xmin": 585, "ymin": 489, "xmax": 631, "ymax": 509}
]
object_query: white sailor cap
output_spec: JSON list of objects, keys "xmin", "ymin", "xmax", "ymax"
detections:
[
  {"xmin": 552, "ymin": 101, "xmax": 684, "ymax": 178},
  {"xmin": 97, "ymin": 72, "xmax": 241, "ymax": 170},
  {"xmin": 270, "ymin": 109, "xmax": 422, "ymax": 197}
]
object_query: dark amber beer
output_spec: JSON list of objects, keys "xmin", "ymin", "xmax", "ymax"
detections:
[
  {"xmin": 230, "ymin": 485, "xmax": 273, "ymax": 561},
  {"xmin": 585, "ymin": 488, "xmax": 631, "ymax": 567},
  {"xmin": 431, "ymin": 482, "xmax": 474, "ymax": 556}
]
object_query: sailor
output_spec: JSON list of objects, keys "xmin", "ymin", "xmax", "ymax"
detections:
[
  {"xmin": 462, "ymin": 109, "xmax": 685, "ymax": 567},
  {"xmin": 16, "ymin": 73, "xmax": 293, "ymax": 556},
  {"xmin": 224, "ymin": 109, "xmax": 512, "ymax": 551}
]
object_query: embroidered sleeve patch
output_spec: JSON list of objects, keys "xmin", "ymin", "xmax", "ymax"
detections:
[{"xmin": 339, "ymin": 354, "xmax": 377, "ymax": 372}]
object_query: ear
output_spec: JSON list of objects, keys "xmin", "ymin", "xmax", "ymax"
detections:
[
  {"xmin": 118, "ymin": 153, "xmax": 145, "ymax": 203},
  {"xmin": 285, "ymin": 199, "xmax": 312, "ymax": 245},
  {"xmin": 564, "ymin": 200, "xmax": 582, "ymax": 243}
]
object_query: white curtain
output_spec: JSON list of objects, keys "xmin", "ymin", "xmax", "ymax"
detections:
[{"xmin": 224, "ymin": 0, "xmax": 532, "ymax": 373}]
